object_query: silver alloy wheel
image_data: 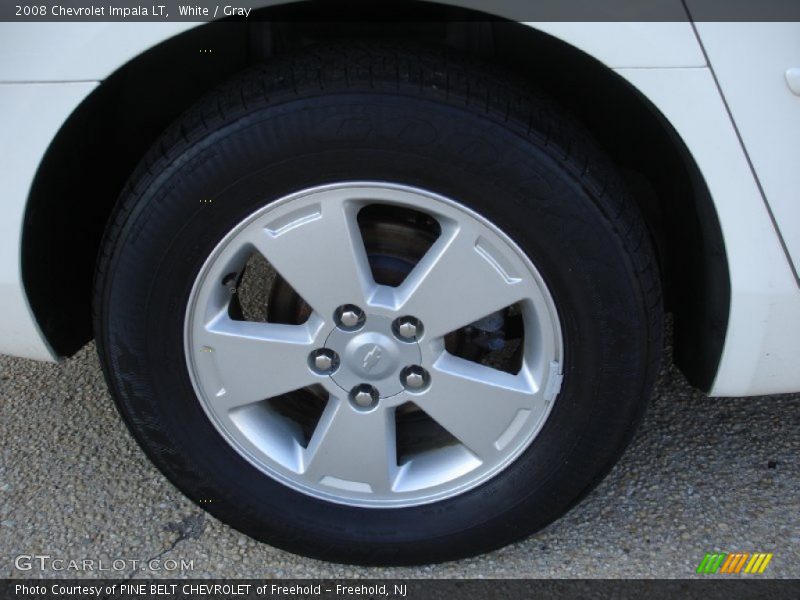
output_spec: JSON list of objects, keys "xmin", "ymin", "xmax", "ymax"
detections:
[{"xmin": 185, "ymin": 182, "xmax": 564, "ymax": 508}]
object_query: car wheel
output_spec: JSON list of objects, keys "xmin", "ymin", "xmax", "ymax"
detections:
[{"xmin": 94, "ymin": 43, "xmax": 662, "ymax": 565}]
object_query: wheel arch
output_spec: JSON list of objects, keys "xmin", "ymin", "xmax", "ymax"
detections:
[{"xmin": 20, "ymin": 1, "xmax": 729, "ymax": 391}]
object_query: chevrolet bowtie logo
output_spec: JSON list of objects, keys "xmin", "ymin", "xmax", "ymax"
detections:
[{"xmin": 362, "ymin": 345, "xmax": 383, "ymax": 371}]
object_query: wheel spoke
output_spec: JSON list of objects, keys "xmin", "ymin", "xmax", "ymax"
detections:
[
  {"xmin": 413, "ymin": 353, "xmax": 539, "ymax": 460},
  {"xmin": 303, "ymin": 401, "xmax": 397, "ymax": 494},
  {"xmin": 395, "ymin": 223, "xmax": 528, "ymax": 339},
  {"xmin": 194, "ymin": 317, "xmax": 318, "ymax": 410},
  {"xmin": 248, "ymin": 199, "xmax": 372, "ymax": 320}
]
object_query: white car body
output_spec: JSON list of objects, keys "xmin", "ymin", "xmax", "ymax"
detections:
[{"xmin": 0, "ymin": 9, "xmax": 798, "ymax": 396}]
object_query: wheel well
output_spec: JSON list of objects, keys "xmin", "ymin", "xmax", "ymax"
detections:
[{"xmin": 21, "ymin": 3, "xmax": 729, "ymax": 391}]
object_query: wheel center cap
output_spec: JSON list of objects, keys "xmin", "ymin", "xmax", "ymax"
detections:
[{"xmin": 326, "ymin": 314, "xmax": 421, "ymax": 398}]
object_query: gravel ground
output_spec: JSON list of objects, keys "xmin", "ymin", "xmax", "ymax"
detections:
[{"xmin": 0, "ymin": 341, "xmax": 797, "ymax": 579}]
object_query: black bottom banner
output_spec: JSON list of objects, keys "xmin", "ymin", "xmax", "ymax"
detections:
[{"xmin": 2, "ymin": 579, "xmax": 800, "ymax": 600}]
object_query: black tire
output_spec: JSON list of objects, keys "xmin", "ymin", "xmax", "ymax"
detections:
[{"xmin": 94, "ymin": 42, "xmax": 662, "ymax": 565}]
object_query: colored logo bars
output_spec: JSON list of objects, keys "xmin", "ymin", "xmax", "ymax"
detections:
[{"xmin": 696, "ymin": 552, "xmax": 773, "ymax": 574}]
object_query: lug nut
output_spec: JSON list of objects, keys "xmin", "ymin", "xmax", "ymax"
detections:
[
  {"xmin": 315, "ymin": 354, "xmax": 333, "ymax": 371},
  {"xmin": 398, "ymin": 321, "xmax": 417, "ymax": 339},
  {"xmin": 393, "ymin": 316, "xmax": 423, "ymax": 342},
  {"xmin": 335, "ymin": 304, "xmax": 366, "ymax": 330},
  {"xmin": 309, "ymin": 348, "xmax": 339, "ymax": 375},
  {"xmin": 353, "ymin": 389, "xmax": 375, "ymax": 407},
  {"xmin": 340, "ymin": 310, "xmax": 360, "ymax": 328},
  {"xmin": 350, "ymin": 384, "xmax": 379, "ymax": 409},
  {"xmin": 400, "ymin": 365, "xmax": 430, "ymax": 391}
]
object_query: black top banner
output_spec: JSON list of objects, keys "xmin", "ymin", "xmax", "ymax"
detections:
[
  {"xmin": 2, "ymin": 0, "xmax": 800, "ymax": 22},
  {"xmin": 2, "ymin": 580, "xmax": 800, "ymax": 600}
]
